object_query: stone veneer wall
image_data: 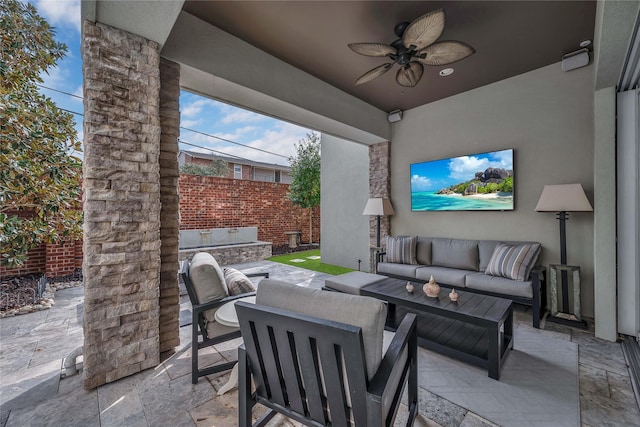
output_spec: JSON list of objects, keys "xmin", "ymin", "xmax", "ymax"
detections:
[
  {"xmin": 368, "ymin": 141, "xmax": 392, "ymax": 248},
  {"xmin": 82, "ymin": 21, "xmax": 162, "ymax": 389},
  {"xmin": 158, "ymin": 59, "xmax": 180, "ymax": 355}
]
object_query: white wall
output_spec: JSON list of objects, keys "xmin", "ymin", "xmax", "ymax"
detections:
[
  {"xmin": 321, "ymin": 135, "xmax": 370, "ymax": 271},
  {"xmin": 390, "ymin": 63, "xmax": 597, "ymax": 317}
]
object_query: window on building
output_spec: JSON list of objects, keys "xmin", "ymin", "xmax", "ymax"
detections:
[
  {"xmin": 234, "ymin": 164, "xmax": 242, "ymax": 179},
  {"xmin": 275, "ymin": 170, "xmax": 281, "ymax": 183}
]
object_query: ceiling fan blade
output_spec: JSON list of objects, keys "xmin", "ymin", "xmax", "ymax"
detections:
[
  {"xmin": 418, "ymin": 41, "xmax": 476, "ymax": 66},
  {"xmin": 396, "ymin": 62, "xmax": 424, "ymax": 87},
  {"xmin": 403, "ymin": 8, "xmax": 445, "ymax": 51},
  {"xmin": 355, "ymin": 63, "xmax": 393, "ymax": 85},
  {"xmin": 348, "ymin": 43, "xmax": 396, "ymax": 57}
]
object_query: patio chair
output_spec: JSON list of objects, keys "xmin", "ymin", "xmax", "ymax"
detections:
[
  {"xmin": 180, "ymin": 252, "xmax": 269, "ymax": 384},
  {"xmin": 236, "ymin": 279, "xmax": 418, "ymax": 427}
]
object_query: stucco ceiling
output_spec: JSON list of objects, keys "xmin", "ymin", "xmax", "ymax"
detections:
[{"xmin": 182, "ymin": 1, "xmax": 596, "ymax": 113}]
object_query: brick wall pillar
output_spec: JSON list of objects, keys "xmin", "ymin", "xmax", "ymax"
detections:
[
  {"xmin": 82, "ymin": 21, "xmax": 161, "ymax": 390},
  {"xmin": 158, "ymin": 59, "xmax": 180, "ymax": 354},
  {"xmin": 369, "ymin": 141, "xmax": 391, "ymax": 271}
]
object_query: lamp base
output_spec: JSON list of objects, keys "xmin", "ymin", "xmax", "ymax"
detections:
[{"xmin": 546, "ymin": 313, "xmax": 588, "ymax": 330}]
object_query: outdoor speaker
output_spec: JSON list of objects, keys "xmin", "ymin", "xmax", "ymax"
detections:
[
  {"xmin": 561, "ymin": 48, "xmax": 590, "ymax": 72},
  {"xmin": 388, "ymin": 109, "xmax": 403, "ymax": 123}
]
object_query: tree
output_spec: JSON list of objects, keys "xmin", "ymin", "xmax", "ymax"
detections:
[
  {"xmin": 179, "ymin": 159, "xmax": 229, "ymax": 177},
  {"xmin": 0, "ymin": 0, "xmax": 83, "ymax": 267},
  {"xmin": 287, "ymin": 132, "xmax": 320, "ymax": 244}
]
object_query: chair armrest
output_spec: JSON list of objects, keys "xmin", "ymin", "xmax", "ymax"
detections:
[
  {"xmin": 530, "ymin": 266, "xmax": 545, "ymax": 283},
  {"xmin": 246, "ymin": 272, "xmax": 269, "ymax": 279},
  {"xmin": 192, "ymin": 292, "xmax": 256, "ymax": 316},
  {"xmin": 376, "ymin": 251, "xmax": 386, "ymax": 263},
  {"xmin": 368, "ymin": 313, "xmax": 417, "ymax": 398}
]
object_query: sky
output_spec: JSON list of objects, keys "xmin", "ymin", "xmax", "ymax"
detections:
[
  {"xmin": 31, "ymin": 0, "xmax": 310, "ymax": 166},
  {"xmin": 410, "ymin": 149, "xmax": 514, "ymax": 192}
]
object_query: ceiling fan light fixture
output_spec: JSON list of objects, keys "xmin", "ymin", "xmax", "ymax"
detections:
[
  {"xmin": 439, "ymin": 68, "xmax": 454, "ymax": 76},
  {"xmin": 348, "ymin": 8, "xmax": 474, "ymax": 87}
]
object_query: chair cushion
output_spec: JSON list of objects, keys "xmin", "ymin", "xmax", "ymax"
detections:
[
  {"xmin": 431, "ymin": 238, "xmax": 479, "ymax": 271},
  {"xmin": 485, "ymin": 242, "xmax": 541, "ymax": 281},
  {"xmin": 256, "ymin": 279, "xmax": 387, "ymax": 380},
  {"xmin": 386, "ymin": 236, "xmax": 417, "ymax": 265},
  {"xmin": 189, "ymin": 252, "xmax": 228, "ymax": 304},
  {"xmin": 224, "ymin": 268, "xmax": 256, "ymax": 295}
]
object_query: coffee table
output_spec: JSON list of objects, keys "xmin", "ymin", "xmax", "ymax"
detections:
[{"xmin": 361, "ymin": 277, "xmax": 513, "ymax": 380}]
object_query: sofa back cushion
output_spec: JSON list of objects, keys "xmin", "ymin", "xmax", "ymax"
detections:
[
  {"xmin": 484, "ymin": 242, "xmax": 541, "ymax": 281},
  {"xmin": 431, "ymin": 238, "xmax": 479, "ymax": 271},
  {"xmin": 416, "ymin": 237, "xmax": 432, "ymax": 265},
  {"xmin": 189, "ymin": 252, "xmax": 228, "ymax": 304},
  {"xmin": 386, "ymin": 235, "xmax": 417, "ymax": 265},
  {"xmin": 257, "ymin": 279, "xmax": 387, "ymax": 380}
]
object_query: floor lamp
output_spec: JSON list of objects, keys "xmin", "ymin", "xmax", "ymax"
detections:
[
  {"xmin": 535, "ymin": 183, "xmax": 593, "ymax": 328},
  {"xmin": 362, "ymin": 198, "xmax": 395, "ymax": 248}
]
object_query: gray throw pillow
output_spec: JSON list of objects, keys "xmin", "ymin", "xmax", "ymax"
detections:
[
  {"xmin": 485, "ymin": 242, "xmax": 541, "ymax": 281},
  {"xmin": 386, "ymin": 235, "xmax": 418, "ymax": 265},
  {"xmin": 224, "ymin": 268, "xmax": 256, "ymax": 295},
  {"xmin": 189, "ymin": 252, "xmax": 228, "ymax": 304}
]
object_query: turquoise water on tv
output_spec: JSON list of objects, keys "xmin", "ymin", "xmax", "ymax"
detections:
[{"xmin": 411, "ymin": 192, "xmax": 513, "ymax": 211}]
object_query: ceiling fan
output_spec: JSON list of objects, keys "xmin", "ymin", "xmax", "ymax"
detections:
[{"xmin": 348, "ymin": 9, "xmax": 475, "ymax": 87}]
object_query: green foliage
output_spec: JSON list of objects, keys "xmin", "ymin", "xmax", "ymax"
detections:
[
  {"xmin": 179, "ymin": 159, "xmax": 229, "ymax": 177},
  {"xmin": 287, "ymin": 132, "xmax": 320, "ymax": 209},
  {"xmin": 0, "ymin": 0, "xmax": 83, "ymax": 267},
  {"xmin": 499, "ymin": 176, "xmax": 513, "ymax": 192},
  {"xmin": 287, "ymin": 132, "xmax": 320, "ymax": 243}
]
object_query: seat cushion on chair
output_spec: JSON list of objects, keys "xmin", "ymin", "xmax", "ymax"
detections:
[
  {"xmin": 257, "ymin": 279, "xmax": 387, "ymax": 380},
  {"xmin": 224, "ymin": 268, "xmax": 256, "ymax": 295},
  {"xmin": 189, "ymin": 252, "xmax": 228, "ymax": 304}
]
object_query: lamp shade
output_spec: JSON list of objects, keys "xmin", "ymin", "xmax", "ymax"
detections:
[
  {"xmin": 535, "ymin": 184, "xmax": 593, "ymax": 212},
  {"xmin": 362, "ymin": 198, "xmax": 395, "ymax": 216}
]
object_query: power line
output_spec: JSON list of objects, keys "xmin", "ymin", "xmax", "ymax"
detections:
[
  {"xmin": 179, "ymin": 139, "xmax": 283, "ymax": 166},
  {"xmin": 180, "ymin": 126, "xmax": 289, "ymax": 159},
  {"xmin": 37, "ymin": 84, "xmax": 83, "ymax": 100},
  {"xmin": 37, "ymin": 83, "xmax": 291, "ymax": 160}
]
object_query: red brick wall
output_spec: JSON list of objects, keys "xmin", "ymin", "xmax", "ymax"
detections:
[
  {"xmin": 45, "ymin": 240, "xmax": 83, "ymax": 277},
  {"xmin": 0, "ymin": 244, "xmax": 46, "ymax": 277},
  {"xmin": 179, "ymin": 175, "xmax": 320, "ymax": 246}
]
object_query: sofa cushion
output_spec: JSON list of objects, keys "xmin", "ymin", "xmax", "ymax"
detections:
[
  {"xmin": 465, "ymin": 272, "xmax": 533, "ymax": 298},
  {"xmin": 325, "ymin": 271, "xmax": 386, "ymax": 295},
  {"xmin": 189, "ymin": 252, "xmax": 228, "ymax": 304},
  {"xmin": 377, "ymin": 262, "xmax": 419, "ymax": 279},
  {"xmin": 224, "ymin": 268, "xmax": 256, "ymax": 295},
  {"xmin": 415, "ymin": 266, "xmax": 470, "ymax": 288},
  {"xmin": 431, "ymin": 238, "xmax": 479, "ymax": 271},
  {"xmin": 416, "ymin": 237, "xmax": 432, "ymax": 265},
  {"xmin": 257, "ymin": 279, "xmax": 387, "ymax": 380},
  {"xmin": 485, "ymin": 242, "xmax": 541, "ymax": 281},
  {"xmin": 386, "ymin": 235, "xmax": 417, "ymax": 265},
  {"xmin": 478, "ymin": 239, "xmax": 541, "ymax": 272}
]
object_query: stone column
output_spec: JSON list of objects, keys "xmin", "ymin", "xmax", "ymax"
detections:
[
  {"xmin": 368, "ymin": 141, "xmax": 391, "ymax": 271},
  {"xmin": 82, "ymin": 21, "xmax": 161, "ymax": 390},
  {"xmin": 158, "ymin": 59, "xmax": 180, "ymax": 354}
]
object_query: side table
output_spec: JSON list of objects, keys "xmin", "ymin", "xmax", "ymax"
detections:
[
  {"xmin": 214, "ymin": 296, "xmax": 255, "ymax": 394},
  {"xmin": 548, "ymin": 264, "xmax": 586, "ymax": 328}
]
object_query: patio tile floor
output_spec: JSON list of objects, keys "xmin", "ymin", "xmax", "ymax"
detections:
[{"xmin": 0, "ymin": 260, "xmax": 638, "ymax": 426}]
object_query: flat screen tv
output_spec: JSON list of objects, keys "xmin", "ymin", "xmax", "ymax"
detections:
[{"xmin": 410, "ymin": 148, "xmax": 514, "ymax": 211}]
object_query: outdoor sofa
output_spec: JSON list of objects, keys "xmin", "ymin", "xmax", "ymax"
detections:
[{"xmin": 376, "ymin": 236, "xmax": 545, "ymax": 328}]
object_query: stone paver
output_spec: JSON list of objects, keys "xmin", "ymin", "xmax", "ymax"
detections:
[{"xmin": 1, "ymin": 261, "xmax": 639, "ymax": 426}]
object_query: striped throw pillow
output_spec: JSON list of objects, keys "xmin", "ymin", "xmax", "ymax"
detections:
[
  {"xmin": 224, "ymin": 268, "xmax": 256, "ymax": 295},
  {"xmin": 485, "ymin": 243, "xmax": 541, "ymax": 281},
  {"xmin": 386, "ymin": 236, "xmax": 418, "ymax": 265}
]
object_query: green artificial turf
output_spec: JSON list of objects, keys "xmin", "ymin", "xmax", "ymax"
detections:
[{"xmin": 267, "ymin": 249, "xmax": 354, "ymax": 275}]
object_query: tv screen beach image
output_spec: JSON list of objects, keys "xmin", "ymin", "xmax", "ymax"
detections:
[{"xmin": 410, "ymin": 149, "xmax": 514, "ymax": 211}]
